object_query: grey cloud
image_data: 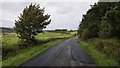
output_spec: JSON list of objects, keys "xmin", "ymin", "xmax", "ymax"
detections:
[
  {"xmin": 56, "ymin": 5, "xmax": 75, "ymax": 14},
  {"xmin": 1, "ymin": 2, "xmax": 97, "ymax": 30},
  {"xmin": 1, "ymin": 19, "xmax": 14, "ymax": 27},
  {"xmin": 46, "ymin": 2, "xmax": 78, "ymax": 15}
]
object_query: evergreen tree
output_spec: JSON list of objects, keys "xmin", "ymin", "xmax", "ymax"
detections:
[
  {"xmin": 14, "ymin": 3, "xmax": 51, "ymax": 42},
  {"xmin": 78, "ymin": 2, "xmax": 120, "ymax": 39},
  {"xmin": 99, "ymin": 2, "xmax": 120, "ymax": 38}
]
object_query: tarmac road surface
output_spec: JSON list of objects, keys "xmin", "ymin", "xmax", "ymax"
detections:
[{"xmin": 21, "ymin": 37, "xmax": 96, "ymax": 66}]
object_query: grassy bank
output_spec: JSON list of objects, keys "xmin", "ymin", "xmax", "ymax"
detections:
[
  {"xmin": 78, "ymin": 39, "xmax": 118, "ymax": 66},
  {"xmin": 2, "ymin": 32, "xmax": 73, "ymax": 60},
  {"xmin": 2, "ymin": 38, "xmax": 69, "ymax": 67},
  {"xmin": 2, "ymin": 32, "xmax": 74, "ymax": 67},
  {"xmin": 88, "ymin": 38, "xmax": 119, "ymax": 62}
]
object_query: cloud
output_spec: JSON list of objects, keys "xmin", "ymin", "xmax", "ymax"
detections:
[
  {"xmin": 1, "ymin": 19, "xmax": 14, "ymax": 27},
  {"xmin": 46, "ymin": 2, "xmax": 75, "ymax": 14},
  {"xmin": 1, "ymin": 2, "xmax": 97, "ymax": 30},
  {"xmin": 1, "ymin": 0, "xmax": 99, "ymax": 2}
]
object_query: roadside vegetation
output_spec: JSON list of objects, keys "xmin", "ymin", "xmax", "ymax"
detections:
[
  {"xmin": 78, "ymin": 39, "xmax": 118, "ymax": 66},
  {"xmin": 2, "ymin": 3, "xmax": 75, "ymax": 67},
  {"xmin": 3, "ymin": 39, "xmax": 67, "ymax": 66},
  {"xmin": 78, "ymin": 2, "xmax": 120, "ymax": 66},
  {"xmin": 2, "ymin": 32, "xmax": 74, "ymax": 67}
]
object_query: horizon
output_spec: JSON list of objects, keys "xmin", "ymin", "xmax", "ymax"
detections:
[
  {"xmin": 0, "ymin": 27, "xmax": 78, "ymax": 30},
  {"xmin": 0, "ymin": 1, "xmax": 98, "ymax": 30}
]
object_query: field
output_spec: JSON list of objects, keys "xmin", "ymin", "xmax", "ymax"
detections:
[
  {"xmin": 2, "ymin": 32, "xmax": 72, "ymax": 47},
  {"xmin": 2, "ymin": 32, "xmax": 74, "ymax": 67}
]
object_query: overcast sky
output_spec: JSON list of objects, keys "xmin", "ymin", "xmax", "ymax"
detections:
[{"xmin": 0, "ymin": 1, "xmax": 99, "ymax": 30}]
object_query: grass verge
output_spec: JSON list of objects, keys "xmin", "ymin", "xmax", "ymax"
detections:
[
  {"xmin": 78, "ymin": 39, "xmax": 118, "ymax": 66},
  {"xmin": 2, "ymin": 38, "xmax": 69, "ymax": 67}
]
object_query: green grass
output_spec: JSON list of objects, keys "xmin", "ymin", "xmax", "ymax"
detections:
[
  {"xmin": 2, "ymin": 32, "xmax": 72, "ymax": 47},
  {"xmin": 78, "ymin": 39, "xmax": 118, "ymax": 66},
  {"xmin": 36, "ymin": 32, "xmax": 72, "ymax": 38},
  {"xmin": 2, "ymin": 32, "xmax": 74, "ymax": 67},
  {"xmin": 88, "ymin": 38, "xmax": 119, "ymax": 62},
  {"xmin": 2, "ymin": 32, "xmax": 73, "ymax": 53},
  {"xmin": 2, "ymin": 37, "xmax": 20, "ymax": 48},
  {"xmin": 2, "ymin": 38, "xmax": 69, "ymax": 67}
]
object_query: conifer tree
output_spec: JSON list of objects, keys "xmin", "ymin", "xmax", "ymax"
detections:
[
  {"xmin": 99, "ymin": 3, "xmax": 120, "ymax": 38},
  {"xmin": 78, "ymin": 2, "xmax": 120, "ymax": 39},
  {"xmin": 15, "ymin": 3, "xmax": 51, "ymax": 42}
]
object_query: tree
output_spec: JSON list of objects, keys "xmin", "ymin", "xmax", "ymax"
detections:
[
  {"xmin": 99, "ymin": 4, "xmax": 120, "ymax": 38},
  {"xmin": 14, "ymin": 3, "xmax": 51, "ymax": 42},
  {"xmin": 78, "ymin": 2, "xmax": 111, "ymax": 38},
  {"xmin": 78, "ymin": 2, "xmax": 120, "ymax": 39}
]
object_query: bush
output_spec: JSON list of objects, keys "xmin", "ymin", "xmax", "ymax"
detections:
[
  {"xmin": 88, "ymin": 38, "xmax": 119, "ymax": 61},
  {"xmin": 81, "ymin": 28, "xmax": 91, "ymax": 40},
  {"xmin": 78, "ymin": 39, "xmax": 118, "ymax": 66}
]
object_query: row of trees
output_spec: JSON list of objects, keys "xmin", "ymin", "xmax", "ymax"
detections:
[
  {"xmin": 55, "ymin": 29, "xmax": 68, "ymax": 31},
  {"xmin": 78, "ymin": 2, "xmax": 120, "ymax": 40}
]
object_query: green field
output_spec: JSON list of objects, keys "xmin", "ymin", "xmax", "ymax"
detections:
[
  {"xmin": 2, "ymin": 32, "xmax": 73, "ymax": 47},
  {"xmin": 2, "ymin": 32, "xmax": 73, "ymax": 67}
]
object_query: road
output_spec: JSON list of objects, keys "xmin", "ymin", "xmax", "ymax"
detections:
[{"xmin": 21, "ymin": 37, "xmax": 96, "ymax": 66}]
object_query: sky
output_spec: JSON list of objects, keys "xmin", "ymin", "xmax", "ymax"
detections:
[{"xmin": 0, "ymin": 0, "xmax": 99, "ymax": 30}]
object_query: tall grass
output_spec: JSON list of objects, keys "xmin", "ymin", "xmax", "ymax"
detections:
[
  {"xmin": 88, "ymin": 38, "xmax": 119, "ymax": 62},
  {"xmin": 78, "ymin": 39, "xmax": 118, "ymax": 66},
  {"xmin": 2, "ymin": 37, "xmax": 20, "ymax": 47}
]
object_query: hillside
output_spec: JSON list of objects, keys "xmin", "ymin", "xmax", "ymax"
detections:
[{"xmin": 0, "ymin": 27, "xmax": 15, "ymax": 33}]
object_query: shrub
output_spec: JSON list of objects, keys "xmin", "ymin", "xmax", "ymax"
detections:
[
  {"xmin": 88, "ymin": 38, "xmax": 119, "ymax": 61},
  {"xmin": 81, "ymin": 28, "xmax": 91, "ymax": 41}
]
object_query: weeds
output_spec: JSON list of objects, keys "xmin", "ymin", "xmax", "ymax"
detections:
[{"xmin": 78, "ymin": 39, "xmax": 118, "ymax": 66}]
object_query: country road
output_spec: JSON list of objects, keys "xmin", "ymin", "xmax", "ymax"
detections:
[{"xmin": 20, "ymin": 37, "xmax": 96, "ymax": 66}]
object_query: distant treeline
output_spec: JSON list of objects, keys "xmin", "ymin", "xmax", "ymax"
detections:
[
  {"xmin": 1, "ymin": 27, "xmax": 76, "ymax": 33},
  {"xmin": 0, "ymin": 27, "xmax": 15, "ymax": 33},
  {"xmin": 46, "ymin": 29, "xmax": 77, "ymax": 32},
  {"xmin": 78, "ymin": 2, "xmax": 120, "ymax": 40},
  {"xmin": 55, "ymin": 29, "xmax": 67, "ymax": 31}
]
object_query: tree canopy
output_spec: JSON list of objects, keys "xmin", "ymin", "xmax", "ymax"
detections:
[
  {"xmin": 78, "ymin": 2, "xmax": 120, "ymax": 40},
  {"xmin": 15, "ymin": 3, "xmax": 51, "ymax": 42}
]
